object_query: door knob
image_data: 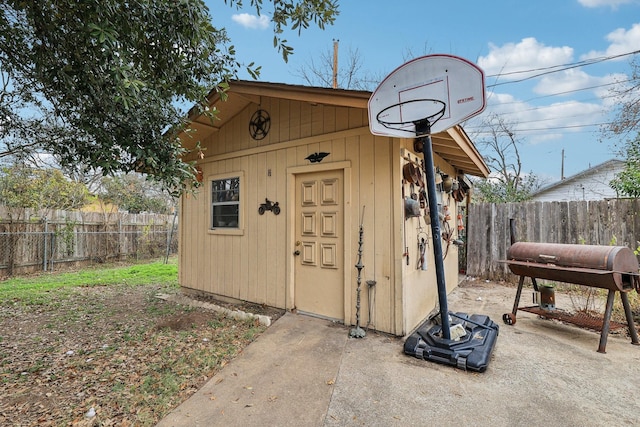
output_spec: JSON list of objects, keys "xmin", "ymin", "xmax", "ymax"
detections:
[{"xmin": 293, "ymin": 250, "xmax": 301, "ymax": 256}]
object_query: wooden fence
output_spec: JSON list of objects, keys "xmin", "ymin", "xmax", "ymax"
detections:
[
  {"xmin": 0, "ymin": 207, "xmax": 178, "ymax": 277},
  {"xmin": 466, "ymin": 199, "xmax": 640, "ymax": 282}
]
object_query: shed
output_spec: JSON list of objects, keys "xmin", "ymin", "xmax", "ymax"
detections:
[
  {"xmin": 531, "ymin": 159, "xmax": 624, "ymax": 202},
  {"xmin": 177, "ymin": 80, "xmax": 489, "ymax": 336}
]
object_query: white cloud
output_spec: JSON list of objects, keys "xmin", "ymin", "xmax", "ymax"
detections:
[
  {"xmin": 479, "ymin": 91, "xmax": 605, "ymax": 142},
  {"xmin": 535, "ymin": 100, "xmax": 603, "ymax": 128},
  {"xmin": 478, "ymin": 38, "xmax": 574, "ymax": 80},
  {"xmin": 528, "ymin": 132, "xmax": 564, "ymax": 144},
  {"xmin": 231, "ymin": 13, "xmax": 270, "ymax": 30},
  {"xmin": 582, "ymin": 23, "xmax": 640, "ymax": 59},
  {"xmin": 533, "ymin": 69, "xmax": 601, "ymax": 95},
  {"xmin": 577, "ymin": 0, "xmax": 635, "ymax": 9}
]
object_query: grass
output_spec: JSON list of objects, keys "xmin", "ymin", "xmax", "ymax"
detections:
[
  {"xmin": 0, "ymin": 257, "xmax": 268, "ymax": 426},
  {"xmin": 0, "ymin": 258, "xmax": 179, "ymax": 305}
]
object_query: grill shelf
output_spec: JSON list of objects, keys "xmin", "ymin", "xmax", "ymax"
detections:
[{"xmin": 518, "ymin": 306, "xmax": 628, "ymax": 332}]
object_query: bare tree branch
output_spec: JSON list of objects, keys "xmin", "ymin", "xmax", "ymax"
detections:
[{"xmin": 471, "ymin": 113, "xmax": 544, "ymax": 202}]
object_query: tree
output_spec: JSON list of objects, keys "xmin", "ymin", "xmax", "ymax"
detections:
[
  {"xmin": 471, "ymin": 114, "xmax": 544, "ymax": 203},
  {"xmin": 604, "ymin": 58, "xmax": 640, "ymax": 198},
  {"xmin": 0, "ymin": 1, "xmax": 339, "ymax": 195},
  {"xmin": 605, "ymin": 56, "xmax": 640, "ymax": 138},
  {"xmin": 99, "ymin": 174, "xmax": 175, "ymax": 214},
  {"xmin": 295, "ymin": 42, "xmax": 381, "ymax": 90},
  {"xmin": 0, "ymin": 165, "xmax": 91, "ymax": 218},
  {"xmin": 610, "ymin": 132, "xmax": 640, "ymax": 198}
]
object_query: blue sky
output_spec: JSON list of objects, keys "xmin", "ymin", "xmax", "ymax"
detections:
[{"xmin": 206, "ymin": 0, "xmax": 640, "ymax": 183}]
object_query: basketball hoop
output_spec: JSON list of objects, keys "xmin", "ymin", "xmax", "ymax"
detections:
[
  {"xmin": 369, "ymin": 54, "xmax": 486, "ymax": 137},
  {"xmin": 368, "ymin": 56, "xmax": 499, "ymax": 370},
  {"xmin": 376, "ymin": 99, "xmax": 446, "ymax": 136}
]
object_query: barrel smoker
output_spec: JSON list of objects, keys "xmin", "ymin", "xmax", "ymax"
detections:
[{"xmin": 503, "ymin": 241, "xmax": 640, "ymax": 353}]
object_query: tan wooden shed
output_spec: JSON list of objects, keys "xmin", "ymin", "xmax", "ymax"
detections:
[{"xmin": 178, "ymin": 80, "xmax": 489, "ymax": 336}]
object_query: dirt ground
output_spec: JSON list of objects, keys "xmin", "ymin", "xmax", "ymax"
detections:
[
  {"xmin": 3, "ymin": 278, "xmax": 638, "ymax": 426},
  {"xmin": 0, "ymin": 283, "xmax": 281, "ymax": 426}
]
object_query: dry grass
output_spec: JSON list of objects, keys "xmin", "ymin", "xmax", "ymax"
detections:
[{"xmin": 0, "ymin": 277, "xmax": 268, "ymax": 426}]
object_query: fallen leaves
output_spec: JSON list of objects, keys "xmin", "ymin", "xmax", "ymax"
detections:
[{"xmin": 0, "ymin": 282, "xmax": 266, "ymax": 426}]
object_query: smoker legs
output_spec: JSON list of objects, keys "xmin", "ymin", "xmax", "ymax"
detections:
[
  {"xmin": 506, "ymin": 279, "xmax": 637, "ymax": 354},
  {"xmin": 620, "ymin": 291, "xmax": 640, "ymax": 346},
  {"xmin": 598, "ymin": 290, "xmax": 616, "ymax": 353},
  {"xmin": 597, "ymin": 290, "xmax": 639, "ymax": 353},
  {"xmin": 503, "ymin": 275, "xmax": 526, "ymax": 325}
]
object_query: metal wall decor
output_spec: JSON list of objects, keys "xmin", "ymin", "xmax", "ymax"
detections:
[
  {"xmin": 305, "ymin": 152, "xmax": 330, "ymax": 163},
  {"xmin": 258, "ymin": 198, "xmax": 280, "ymax": 215},
  {"xmin": 249, "ymin": 109, "xmax": 270, "ymax": 140}
]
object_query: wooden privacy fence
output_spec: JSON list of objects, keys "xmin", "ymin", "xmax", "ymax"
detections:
[
  {"xmin": 0, "ymin": 208, "xmax": 178, "ymax": 277},
  {"xmin": 466, "ymin": 199, "xmax": 640, "ymax": 282}
]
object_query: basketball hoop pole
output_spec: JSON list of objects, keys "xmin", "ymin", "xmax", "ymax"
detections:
[{"xmin": 415, "ymin": 118, "xmax": 451, "ymax": 340}]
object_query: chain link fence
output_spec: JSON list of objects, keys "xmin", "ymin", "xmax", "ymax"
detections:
[{"xmin": 0, "ymin": 215, "xmax": 178, "ymax": 277}]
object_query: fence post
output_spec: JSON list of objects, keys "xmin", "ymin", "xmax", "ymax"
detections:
[
  {"xmin": 165, "ymin": 209, "xmax": 178, "ymax": 264},
  {"xmin": 43, "ymin": 217, "xmax": 48, "ymax": 272},
  {"xmin": 118, "ymin": 218, "xmax": 122, "ymax": 260}
]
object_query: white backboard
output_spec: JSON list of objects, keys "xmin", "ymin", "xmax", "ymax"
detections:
[{"xmin": 368, "ymin": 54, "xmax": 486, "ymax": 137}]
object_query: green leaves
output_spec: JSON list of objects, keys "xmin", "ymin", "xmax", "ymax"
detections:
[
  {"xmin": 87, "ymin": 22, "xmax": 118, "ymax": 45},
  {"xmin": 100, "ymin": 173, "xmax": 174, "ymax": 214},
  {"xmin": 0, "ymin": 1, "xmax": 339, "ymax": 195},
  {"xmin": 269, "ymin": 0, "xmax": 338, "ymax": 62},
  {"xmin": 610, "ymin": 133, "xmax": 640, "ymax": 198},
  {"xmin": 0, "ymin": 166, "xmax": 90, "ymax": 211}
]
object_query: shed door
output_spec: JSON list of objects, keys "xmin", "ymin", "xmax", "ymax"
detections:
[{"xmin": 294, "ymin": 170, "xmax": 344, "ymax": 320}]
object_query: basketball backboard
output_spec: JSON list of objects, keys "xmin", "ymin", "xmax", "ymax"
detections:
[{"xmin": 368, "ymin": 54, "xmax": 486, "ymax": 137}]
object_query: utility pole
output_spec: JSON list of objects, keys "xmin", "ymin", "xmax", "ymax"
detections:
[
  {"xmin": 332, "ymin": 39, "xmax": 339, "ymax": 89},
  {"xmin": 561, "ymin": 148, "xmax": 565, "ymax": 180}
]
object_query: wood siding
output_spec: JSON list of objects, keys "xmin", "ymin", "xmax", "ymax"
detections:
[
  {"xmin": 531, "ymin": 160, "xmax": 624, "ymax": 202},
  {"xmin": 399, "ymin": 144, "xmax": 462, "ymax": 333},
  {"xmin": 180, "ymin": 97, "xmax": 463, "ymax": 335}
]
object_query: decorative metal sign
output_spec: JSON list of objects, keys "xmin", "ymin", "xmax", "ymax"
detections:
[
  {"xmin": 249, "ymin": 109, "xmax": 270, "ymax": 140},
  {"xmin": 258, "ymin": 198, "xmax": 280, "ymax": 215},
  {"xmin": 305, "ymin": 152, "xmax": 330, "ymax": 163}
]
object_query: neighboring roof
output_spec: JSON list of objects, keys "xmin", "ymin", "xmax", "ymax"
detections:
[
  {"xmin": 184, "ymin": 80, "xmax": 489, "ymax": 177},
  {"xmin": 531, "ymin": 159, "xmax": 624, "ymax": 196}
]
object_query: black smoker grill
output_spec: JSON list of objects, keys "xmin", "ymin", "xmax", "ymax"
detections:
[{"xmin": 503, "ymin": 241, "xmax": 640, "ymax": 353}]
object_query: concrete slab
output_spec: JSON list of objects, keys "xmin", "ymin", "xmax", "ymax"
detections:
[
  {"xmin": 157, "ymin": 313, "xmax": 347, "ymax": 427},
  {"xmin": 158, "ymin": 282, "xmax": 640, "ymax": 427}
]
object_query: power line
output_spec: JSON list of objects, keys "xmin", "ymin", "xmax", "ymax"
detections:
[
  {"xmin": 479, "ymin": 63, "xmax": 635, "ymax": 131},
  {"xmin": 466, "ymin": 111, "xmax": 606, "ymax": 128},
  {"xmin": 486, "ymin": 49, "xmax": 640, "ymax": 87},
  {"xmin": 483, "ymin": 97, "xmax": 608, "ymax": 116},
  {"xmin": 493, "ymin": 78, "xmax": 632, "ymax": 106},
  {"xmin": 469, "ymin": 122, "xmax": 612, "ymax": 135},
  {"xmin": 469, "ymin": 50, "xmax": 639, "ymax": 141}
]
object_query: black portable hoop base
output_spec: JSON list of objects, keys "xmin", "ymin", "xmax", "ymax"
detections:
[{"xmin": 391, "ymin": 109, "xmax": 499, "ymax": 372}]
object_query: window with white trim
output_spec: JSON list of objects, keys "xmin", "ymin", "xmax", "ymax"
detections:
[{"xmin": 211, "ymin": 177, "xmax": 240, "ymax": 228}]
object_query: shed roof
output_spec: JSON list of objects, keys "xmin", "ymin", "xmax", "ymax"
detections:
[{"xmin": 184, "ymin": 80, "xmax": 489, "ymax": 177}]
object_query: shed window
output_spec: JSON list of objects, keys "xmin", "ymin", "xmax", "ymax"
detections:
[{"xmin": 211, "ymin": 177, "xmax": 240, "ymax": 228}]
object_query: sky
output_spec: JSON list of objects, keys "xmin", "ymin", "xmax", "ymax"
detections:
[{"xmin": 205, "ymin": 0, "xmax": 640, "ymax": 184}]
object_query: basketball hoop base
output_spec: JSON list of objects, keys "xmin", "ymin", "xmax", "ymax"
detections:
[{"xmin": 404, "ymin": 312, "xmax": 499, "ymax": 372}]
